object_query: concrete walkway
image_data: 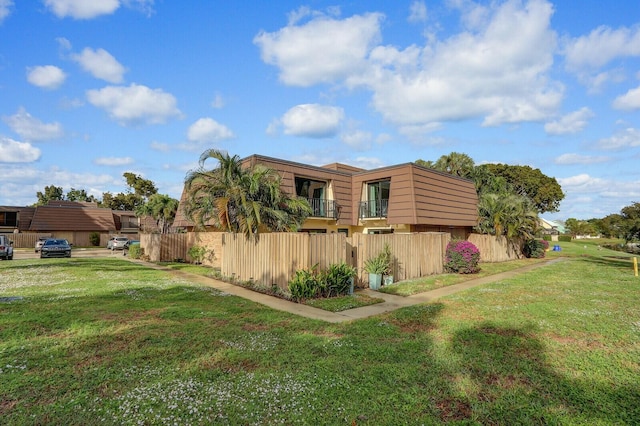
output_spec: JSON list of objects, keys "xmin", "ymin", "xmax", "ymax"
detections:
[{"xmin": 138, "ymin": 258, "xmax": 565, "ymax": 323}]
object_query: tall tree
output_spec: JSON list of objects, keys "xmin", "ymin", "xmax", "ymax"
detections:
[
  {"xmin": 136, "ymin": 194, "xmax": 178, "ymax": 234},
  {"xmin": 102, "ymin": 173, "xmax": 159, "ymax": 210},
  {"xmin": 123, "ymin": 172, "xmax": 157, "ymax": 199},
  {"xmin": 183, "ymin": 149, "xmax": 312, "ymax": 238},
  {"xmin": 477, "ymin": 164, "xmax": 564, "ymax": 214},
  {"xmin": 34, "ymin": 185, "xmax": 64, "ymax": 206},
  {"xmin": 432, "ymin": 152, "xmax": 475, "ymax": 178},
  {"xmin": 66, "ymin": 188, "xmax": 96, "ymax": 202}
]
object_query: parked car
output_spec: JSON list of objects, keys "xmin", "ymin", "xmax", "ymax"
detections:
[
  {"xmin": 40, "ymin": 238, "xmax": 72, "ymax": 258},
  {"xmin": 107, "ymin": 236, "xmax": 129, "ymax": 250},
  {"xmin": 35, "ymin": 237, "xmax": 49, "ymax": 253},
  {"xmin": 0, "ymin": 235, "xmax": 14, "ymax": 260}
]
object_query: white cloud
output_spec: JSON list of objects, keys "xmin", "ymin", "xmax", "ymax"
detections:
[
  {"xmin": 2, "ymin": 107, "xmax": 64, "ymax": 141},
  {"xmin": 26, "ymin": 65, "xmax": 66, "ymax": 89},
  {"xmin": 44, "ymin": 0, "xmax": 120, "ymax": 19},
  {"xmin": 258, "ymin": 1, "xmax": 562, "ymax": 129},
  {"xmin": 150, "ymin": 141, "xmax": 171, "ymax": 152},
  {"xmin": 72, "ymin": 48, "xmax": 126, "ymax": 83},
  {"xmin": 281, "ymin": 104, "xmax": 344, "ymax": 138},
  {"xmin": 94, "ymin": 156, "xmax": 134, "ymax": 166},
  {"xmin": 408, "ymin": 1, "xmax": 427, "ymax": 23},
  {"xmin": 340, "ymin": 130, "xmax": 372, "ymax": 150},
  {"xmin": 351, "ymin": 156, "xmax": 385, "ymax": 170},
  {"xmin": 254, "ymin": 12, "xmax": 383, "ymax": 86},
  {"xmin": 0, "ymin": 0, "xmax": 13, "ymax": 24},
  {"xmin": 211, "ymin": 93, "xmax": 225, "ymax": 109},
  {"xmin": 612, "ymin": 85, "xmax": 640, "ymax": 111},
  {"xmin": 86, "ymin": 84, "xmax": 181, "ymax": 126},
  {"xmin": 563, "ymin": 25, "xmax": 640, "ymax": 71},
  {"xmin": 554, "ymin": 153, "xmax": 609, "ymax": 165},
  {"xmin": 596, "ymin": 127, "xmax": 640, "ymax": 150},
  {"xmin": 544, "ymin": 107, "xmax": 594, "ymax": 135},
  {"xmin": 0, "ymin": 137, "xmax": 41, "ymax": 163},
  {"xmin": 369, "ymin": 0, "xmax": 561, "ymax": 127},
  {"xmin": 187, "ymin": 117, "xmax": 235, "ymax": 143}
]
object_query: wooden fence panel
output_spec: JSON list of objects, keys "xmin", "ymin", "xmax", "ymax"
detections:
[
  {"xmin": 467, "ymin": 234, "xmax": 521, "ymax": 262},
  {"xmin": 0, "ymin": 233, "xmax": 51, "ymax": 249},
  {"xmin": 222, "ymin": 233, "xmax": 313, "ymax": 287},
  {"xmin": 352, "ymin": 232, "xmax": 450, "ymax": 284},
  {"xmin": 141, "ymin": 231, "xmax": 521, "ymax": 289}
]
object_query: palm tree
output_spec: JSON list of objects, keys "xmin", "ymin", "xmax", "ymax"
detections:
[
  {"xmin": 476, "ymin": 192, "xmax": 538, "ymax": 239},
  {"xmin": 136, "ymin": 193, "xmax": 179, "ymax": 234},
  {"xmin": 183, "ymin": 149, "xmax": 311, "ymax": 238}
]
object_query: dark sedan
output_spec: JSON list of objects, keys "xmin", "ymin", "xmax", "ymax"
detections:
[{"xmin": 40, "ymin": 239, "xmax": 72, "ymax": 258}]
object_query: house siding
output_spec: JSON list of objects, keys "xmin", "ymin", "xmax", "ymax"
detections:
[{"xmin": 175, "ymin": 155, "xmax": 479, "ymax": 234}]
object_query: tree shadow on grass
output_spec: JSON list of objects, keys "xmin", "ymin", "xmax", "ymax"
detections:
[{"xmin": 449, "ymin": 322, "xmax": 640, "ymax": 424}]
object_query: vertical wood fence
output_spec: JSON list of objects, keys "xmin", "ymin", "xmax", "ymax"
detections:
[
  {"xmin": 467, "ymin": 234, "xmax": 521, "ymax": 262},
  {"xmin": 140, "ymin": 232, "xmax": 523, "ymax": 289}
]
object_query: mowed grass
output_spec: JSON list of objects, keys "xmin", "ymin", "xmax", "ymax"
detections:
[{"xmin": 1, "ymin": 241, "xmax": 639, "ymax": 425}]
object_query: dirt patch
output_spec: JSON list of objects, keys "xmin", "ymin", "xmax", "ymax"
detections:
[{"xmin": 436, "ymin": 398, "xmax": 472, "ymax": 422}]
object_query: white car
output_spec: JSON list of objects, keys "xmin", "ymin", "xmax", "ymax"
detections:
[{"xmin": 107, "ymin": 236, "xmax": 129, "ymax": 250}]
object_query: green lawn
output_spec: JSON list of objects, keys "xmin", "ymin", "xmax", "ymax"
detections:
[{"xmin": 1, "ymin": 240, "xmax": 639, "ymax": 424}]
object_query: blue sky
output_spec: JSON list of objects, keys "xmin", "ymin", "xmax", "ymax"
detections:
[{"xmin": 0, "ymin": 0, "xmax": 639, "ymax": 221}]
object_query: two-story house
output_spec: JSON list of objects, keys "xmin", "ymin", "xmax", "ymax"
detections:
[{"xmin": 174, "ymin": 154, "xmax": 479, "ymax": 238}]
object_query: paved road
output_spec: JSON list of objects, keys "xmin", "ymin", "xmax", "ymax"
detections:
[{"xmin": 11, "ymin": 247, "xmax": 127, "ymax": 260}]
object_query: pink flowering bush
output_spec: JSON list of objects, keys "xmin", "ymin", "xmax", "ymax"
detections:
[{"xmin": 444, "ymin": 239, "xmax": 481, "ymax": 274}]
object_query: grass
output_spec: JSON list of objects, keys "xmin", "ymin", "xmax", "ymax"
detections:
[{"xmin": 1, "ymin": 240, "xmax": 639, "ymax": 425}]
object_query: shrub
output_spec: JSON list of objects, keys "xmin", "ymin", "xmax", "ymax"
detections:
[
  {"xmin": 128, "ymin": 243, "xmax": 143, "ymax": 259},
  {"xmin": 542, "ymin": 234, "xmax": 552, "ymax": 242},
  {"xmin": 187, "ymin": 245, "xmax": 207, "ymax": 264},
  {"xmin": 444, "ymin": 240, "xmax": 480, "ymax": 274},
  {"xmin": 558, "ymin": 235, "xmax": 572, "ymax": 242},
  {"xmin": 324, "ymin": 262, "xmax": 357, "ymax": 297},
  {"xmin": 89, "ymin": 232, "xmax": 100, "ymax": 246},
  {"xmin": 288, "ymin": 265, "xmax": 322, "ymax": 302},
  {"xmin": 523, "ymin": 239, "xmax": 547, "ymax": 258},
  {"xmin": 289, "ymin": 262, "xmax": 357, "ymax": 301}
]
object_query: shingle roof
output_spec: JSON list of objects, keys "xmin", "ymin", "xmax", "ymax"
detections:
[{"xmin": 29, "ymin": 205, "xmax": 116, "ymax": 231}]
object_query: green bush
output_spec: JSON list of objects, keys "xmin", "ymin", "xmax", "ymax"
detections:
[
  {"xmin": 288, "ymin": 265, "xmax": 322, "ymax": 301},
  {"xmin": 523, "ymin": 239, "xmax": 547, "ymax": 258},
  {"xmin": 89, "ymin": 232, "xmax": 100, "ymax": 246},
  {"xmin": 128, "ymin": 243, "xmax": 142, "ymax": 259},
  {"xmin": 542, "ymin": 234, "xmax": 552, "ymax": 242},
  {"xmin": 289, "ymin": 262, "xmax": 357, "ymax": 301},
  {"xmin": 444, "ymin": 239, "xmax": 480, "ymax": 274},
  {"xmin": 188, "ymin": 245, "xmax": 208, "ymax": 264},
  {"xmin": 324, "ymin": 262, "xmax": 357, "ymax": 297},
  {"xmin": 558, "ymin": 235, "xmax": 572, "ymax": 242}
]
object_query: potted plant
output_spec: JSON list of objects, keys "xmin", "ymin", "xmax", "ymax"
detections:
[{"xmin": 364, "ymin": 244, "xmax": 392, "ymax": 290}]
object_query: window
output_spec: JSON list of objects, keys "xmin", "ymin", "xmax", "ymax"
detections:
[
  {"xmin": 360, "ymin": 180, "xmax": 390, "ymax": 218},
  {"xmin": 295, "ymin": 177, "xmax": 337, "ymax": 218},
  {"xmin": 0, "ymin": 212, "xmax": 18, "ymax": 227}
]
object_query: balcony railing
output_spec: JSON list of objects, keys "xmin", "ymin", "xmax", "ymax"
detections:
[
  {"xmin": 306, "ymin": 198, "xmax": 338, "ymax": 219},
  {"xmin": 359, "ymin": 199, "xmax": 389, "ymax": 219}
]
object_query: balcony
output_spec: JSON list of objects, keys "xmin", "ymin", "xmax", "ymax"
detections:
[
  {"xmin": 359, "ymin": 199, "xmax": 388, "ymax": 219},
  {"xmin": 307, "ymin": 198, "xmax": 338, "ymax": 219}
]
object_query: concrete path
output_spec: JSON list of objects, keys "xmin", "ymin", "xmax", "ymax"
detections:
[{"xmin": 142, "ymin": 258, "xmax": 565, "ymax": 323}]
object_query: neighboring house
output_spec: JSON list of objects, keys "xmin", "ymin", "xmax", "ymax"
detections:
[
  {"xmin": 174, "ymin": 154, "xmax": 479, "ymax": 238},
  {"xmin": 0, "ymin": 201, "xmax": 141, "ymax": 247},
  {"xmin": 539, "ymin": 217, "xmax": 566, "ymax": 235},
  {"xmin": 0, "ymin": 205, "xmax": 35, "ymax": 233}
]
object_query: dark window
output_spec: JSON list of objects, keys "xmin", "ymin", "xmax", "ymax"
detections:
[{"xmin": 0, "ymin": 212, "xmax": 18, "ymax": 227}]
